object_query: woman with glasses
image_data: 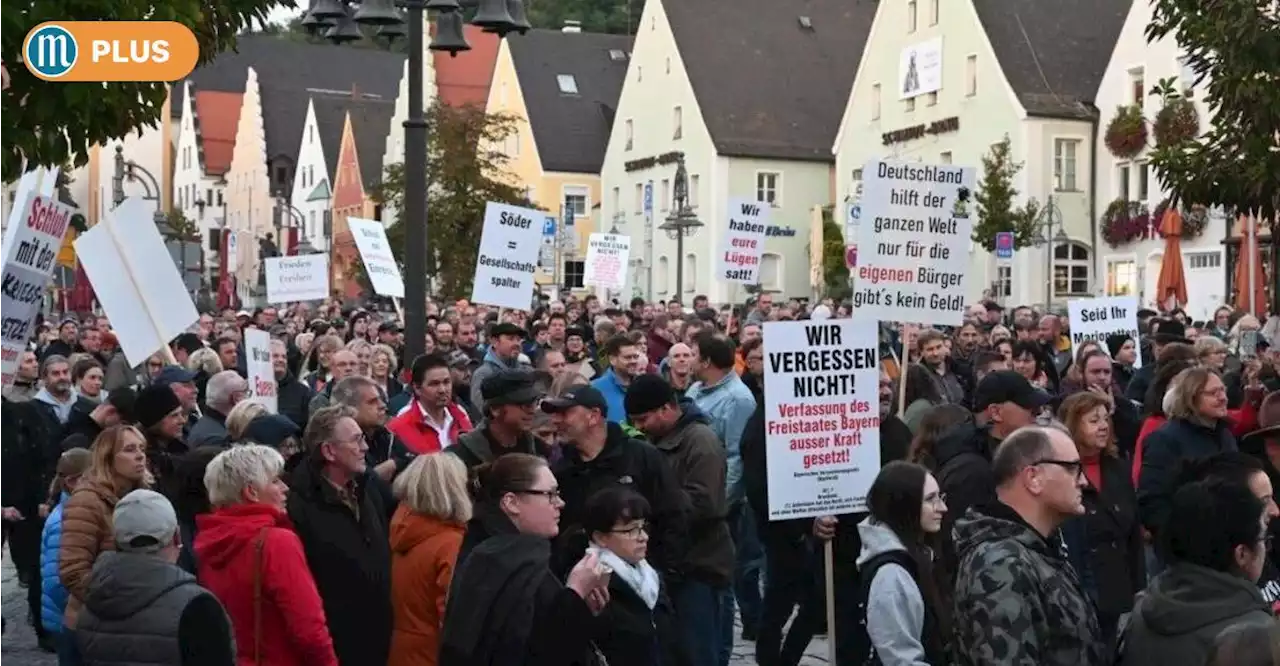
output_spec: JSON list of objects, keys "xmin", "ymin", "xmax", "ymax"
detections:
[
  {"xmin": 441, "ymin": 453, "xmax": 612, "ymax": 666},
  {"xmin": 1057, "ymin": 392, "xmax": 1144, "ymax": 648},
  {"xmin": 583, "ymin": 487, "xmax": 685, "ymax": 666},
  {"xmin": 856, "ymin": 461, "xmax": 953, "ymax": 666},
  {"xmin": 1119, "ymin": 478, "xmax": 1273, "ymax": 666}
]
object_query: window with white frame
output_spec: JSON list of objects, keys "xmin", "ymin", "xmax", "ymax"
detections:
[
  {"xmin": 657, "ymin": 256, "xmax": 669, "ymax": 295},
  {"xmin": 1187, "ymin": 251, "xmax": 1221, "ymax": 269},
  {"xmin": 929, "ymin": 0, "xmax": 939, "ymax": 24},
  {"xmin": 309, "ymin": 210, "xmax": 317, "ymax": 241},
  {"xmin": 872, "ymin": 83, "xmax": 881, "ymax": 120},
  {"xmin": 1053, "ymin": 139, "xmax": 1080, "ymax": 191},
  {"xmin": 689, "ymin": 175, "xmax": 699, "ymax": 207},
  {"xmin": 1106, "ymin": 259, "xmax": 1137, "ymax": 295},
  {"xmin": 907, "ymin": 0, "xmax": 917, "ymax": 31},
  {"xmin": 1129, "ymin": 67, "xmax": 1145, "ymax": 106},
  {"xmin": 634, "ymin": 183, "xmax": 643, "ymax": 212},
  {"xmin": 612, "ymin": 187, "xmax": 620, "ymax": 215},
  {"xmin": 760, "ymin": 253, "xmax": 782, "ymax": 291},
  {"xmin": 625, "ymin": 119, "xmax": 633, "ymax": 151},
  {"xmin": 683, "ymin": 253, "xmax": 697, "ymax": 292},
  {"xmin": 1177, "ymin": 55, "xmax": 1196, "ymax": 98},
  {"xmin": 661, "ymin": 179, "xmax": 670, "ymax": 211},
  {"xmin": 905, "ymin": 97, "xmax": 916, "ymax": 113},
  {"xmin": 557, "ymin": 74, "xmax": 579, "ymax": 95},
  {"xmin": 996, "ymin": 265, "xmax": 1012, "ymax": 298},
  {"xmin": 1136, "ymin": 162, "xmax": 1149, "ymax": 202},
  {"xmin": 673, "ymin": 106, "xmax": 683, "ymax": 140},
  {"xmin": 926, "ymin": 91, "xmax": 937, "ymax": 107},
  {"xmin": 756, "ymin": 172, "xmax": 780, "ymax": 206},
  {"xmin": 965, "ymin": 55, "xmax": 977, "ymax": 96},
  {"xmin": 1117, "ymin": 164, "xmax": 1131, "ymax": 201},
  {"xmin": 1053, "ymin": 242, "xmax": 1091, "ymax": 296},
  {"xmin": 563, "ymin": 260, "xmax": 585, "ymax": 289}
]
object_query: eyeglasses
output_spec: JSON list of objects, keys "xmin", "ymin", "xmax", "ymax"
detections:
[
  {"xmin": 1033, "ymin": 459, "xmax": 1084, "ymax": 479},
  {"xmin": 515, "ymin": 488, "xmax": 561, "ymax": 501},
  {"xmin": 609, "ymin": 522, "xmax": 649, "ymax": 538},
  {"xmin": 923, "ymin": 491, "xmax": 947, "ymax": 508}
]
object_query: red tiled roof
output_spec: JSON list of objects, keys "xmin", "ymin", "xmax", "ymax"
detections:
[
  {"xmin": 433, "ymin": 25, "xmax": 499, "ymax": 108},
  {"xmin": 193, "ymin": 91, "xmax": 243, "ymax": 175}
]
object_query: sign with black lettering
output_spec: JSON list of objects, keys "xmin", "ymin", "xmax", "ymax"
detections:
[
  {"xmin": 1067, "ymin": 295, "xmax": 1143, "ymax": 369},
  {"xmin": 471, "ymin": 201, "xmax": 543, "ymax": 310},
  {"xmin": 1, "ymin": 195, "xmax": 74, "ymax": 386}
]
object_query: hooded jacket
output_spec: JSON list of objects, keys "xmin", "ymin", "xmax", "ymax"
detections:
[
  {"xmin": 75, "ymin": 550, "xmax": 233, "ymax": 666},
  {"xmin": 648, "ymin": 400, "xmax": 733, "ymax": 587},
  {"xmin": 1119, "ymin": 563, "xmax": 1274, "ymax": 666},
  {"xmin": 194, "ymin": 503, "xmax": 339, "ymax": 666},
  {"xmin": 857, "ymin": 518, "xmax": 946, "ymax": 666},
  {"xmin": 933, "ymin": 419, "xmax": 999, "ymax": 570},
  {"xmin": 388, "ymin": 506, "xmax": 466, "ymax": 666},
  {"xmin": 951, "ymin": 504, "xmax": 1105, "ymax": 666},
  {"xmin": 447, "ymin": 423, "xmax": 549, "ymax": 470},
  {"xmin": 40, "ymin": 492, "xmax": 73, "ymax": 634},
  {"xmin": 468, "ymin": 349, "xmax": 520, "ymax": 415}
]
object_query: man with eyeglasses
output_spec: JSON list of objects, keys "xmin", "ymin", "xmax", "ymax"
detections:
[
  {"xmin": 951, "ymin": 425, "xmax": 1103, "ymax": 666},
  {"xmin": 447, "ymin": 370, "xmax": 548, "ymax": 469}
]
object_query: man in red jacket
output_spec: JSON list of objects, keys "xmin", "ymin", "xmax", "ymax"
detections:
[{"xmin": 387, "ymin": 353, "xmax": 473, "ymax": 454}]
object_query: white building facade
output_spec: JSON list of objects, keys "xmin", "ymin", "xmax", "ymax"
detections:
[
  {"xmin": 1092, "ymin": 0, "xmax": 1228, "ymax": 321},
  {"xmin": 290, "ymin": 100, "xmax": 333, "ymax": 252},
  {"xmin": 224, "ymin": 67, "xmax": 274, "ymax": 302}
]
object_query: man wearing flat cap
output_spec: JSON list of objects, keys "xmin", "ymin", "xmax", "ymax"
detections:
[
  {"xmin": 468, "ymin": 322, "xmax": 526, "ymax": 414},
  {"xmin": 447, "ymin": 370, "xmax": 549, "ymax": 469}
]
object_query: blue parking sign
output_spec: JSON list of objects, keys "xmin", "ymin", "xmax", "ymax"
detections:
[
  {"xmin": 644, "ymin": 182, "xmax": 653, "ymax": 214},
  {"xmin": 543, "ymin": 217, "xmax": 556, "ymax": 236}
]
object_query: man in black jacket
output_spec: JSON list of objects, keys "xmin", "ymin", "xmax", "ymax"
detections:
[
  {"xmin": 59, "ymin": 387, "xmax": 137, "ymax": 451},
  {"xmin": 270, "ymin": 338, "xmax": 314, "ymax": 430},
  {"xmin": 544, "ymin": 386, "xmax": 688, "ymax": 579}
]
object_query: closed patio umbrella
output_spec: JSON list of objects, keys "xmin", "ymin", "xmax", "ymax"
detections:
[
  {"xmin": 1234, "ymin": 213, "xmax": 1269, "ymax": 319},
  {"xmin": 1155, "ymin": 208, "xmax": 1189, "ymax": 312}
]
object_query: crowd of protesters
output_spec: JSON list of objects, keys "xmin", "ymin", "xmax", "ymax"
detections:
[{"xmin": 2, "ymin": 292, "xmax": 1279, "ymax": 666}]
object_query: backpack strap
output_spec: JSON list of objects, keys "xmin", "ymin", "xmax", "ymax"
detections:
[
  {"xmin": 252, "ymin": 527, "xmax": 269, "ymax": 666},
  {"xmin": 859, "ymin": 549, "xmax": 919, "ymax": 600}
]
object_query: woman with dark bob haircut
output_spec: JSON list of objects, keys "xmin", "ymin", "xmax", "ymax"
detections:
[
  {"xmin": 856, "ymin": 461, "xmax": 953, "ymax": 665},
  {"xmin": 1118, "ymin": 478, "xmax": 1273, "ymax": 666}
]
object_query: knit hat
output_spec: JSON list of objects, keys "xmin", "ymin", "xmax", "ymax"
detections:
[
  {"xmin": 134, "ymin": 384, "xmax": 182, "ymax": 430},
  {"xmin": 1105, "ymin": 333, "xmax": 1132, "ymax": 358},
  {"xmin": 623, "ymin": 373, "xmax": 676, "ymax": 417}
]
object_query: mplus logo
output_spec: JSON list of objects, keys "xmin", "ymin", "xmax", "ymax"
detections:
[{"xmin": 23, "ymin": 21, "xmax": 198, "ymax": 82}]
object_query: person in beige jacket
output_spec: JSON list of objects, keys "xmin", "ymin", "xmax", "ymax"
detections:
[{"xmin": 58, "ymin": 424, "xmax": 149, "ymax": 629}]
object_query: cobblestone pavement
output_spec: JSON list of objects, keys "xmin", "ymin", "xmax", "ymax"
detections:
[
  {"xmin": 2, "ymin": 549, "xmax": 55, "ymax": 666},
  {"xmin": 3, "ymin": 548, "xmax": 827, "ymax": 665}
]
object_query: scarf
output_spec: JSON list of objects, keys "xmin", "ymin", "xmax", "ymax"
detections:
[{"xmin": 590, "ymin": 545, "xmax": 660, "ymax": 610}]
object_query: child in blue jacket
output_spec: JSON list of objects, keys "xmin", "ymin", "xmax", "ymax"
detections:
[{"xmin": 40, "ymin": 448, "xmax": 92, "ymax": 662}]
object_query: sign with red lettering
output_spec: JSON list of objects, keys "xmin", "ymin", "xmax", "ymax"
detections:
[
  {"xmin": 763, "ymin": 319, "xmax": 881, "ymax": 520},
  {"xmin": 584, "ymin": 232, "xmax": 630, "ymax": 290},
  {"xmin": 1, "ymin": 195, "xmax": 74, "ymax": 386},
  {"xmin": 244, "ymin": 328, "xmax": 277, "ymax": 413},
  {"xmin": 716, "ymin": 198, "xmax": 770, "ymax": 284}
]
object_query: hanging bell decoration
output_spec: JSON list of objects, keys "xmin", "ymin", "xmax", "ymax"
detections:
[
  {"xmin": 470, "ymin": 0, "xmax": 515, "ymax": 33},
  {"xmin": 353, "ymin": 0, "xmax": 404, "ymax": 26},
  {"xmin": 429, "ymin": 9, "xmax": 471, "ymax": 57},
  {"xmin": 505, "ymin": 0, "xmax": 531, "ymax": 35},
  {"xmin": 324, "ymin": 11, "xmax": 365, "ymax": 44},
  {"xmin": 424, "ymin": 0, "xmax": 461, "ymax": 12},
  {"xmin": 300, "ymin": 9, "xmax": 332, "ymax": 35},
  {"xmin": 308, "ymin": 0, "xmax": 350, "ymax": 21},
  {"xmin": 376, "ymin": 18, "xmax": 407, "ymax": 43}
]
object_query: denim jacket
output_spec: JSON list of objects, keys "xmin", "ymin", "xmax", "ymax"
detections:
[{"xmin": 686, "ymin": 372, "xmax": 757, "ymax": 505}]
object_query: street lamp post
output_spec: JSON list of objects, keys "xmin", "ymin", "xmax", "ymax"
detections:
[
  {"xmin": 273, "ymin": 193, "xmax": 310, "ymax": 256},
  {"xmin": 1032, "ymin": 195, "xmax": 1068, "ymax": 310},
  {"xmin": 657, "ymin": 155, "xmax": 702, "ymax": 303},
  {"xmin": 303, "ymin": 0, "xmax": 528, "ymax": 363}
]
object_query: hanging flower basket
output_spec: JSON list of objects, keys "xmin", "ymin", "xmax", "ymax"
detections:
[
  {"xmin": 1101, "ymin": 198, "xmax": 1153, "ymax": 248},
  {"xmin": 1153, "ymin": 98, "xmax": 1199, "ymax": 146},
  {"xmin": 1104, "ymin": 105, "xmax": 1148, "ymax": 159},
  {"xmin": 1152, "ymin": 199, "xmax": 1210, "ymax": 240}
]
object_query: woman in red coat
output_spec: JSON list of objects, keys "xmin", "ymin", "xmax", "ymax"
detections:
[{"xmin": 194, "ymin": 444, "xmax": 339, "ymax": 666}]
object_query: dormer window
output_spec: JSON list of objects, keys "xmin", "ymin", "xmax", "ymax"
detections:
[{"xmin": 557, "ymin": 74, "xmax": 578, "ymax": 95}]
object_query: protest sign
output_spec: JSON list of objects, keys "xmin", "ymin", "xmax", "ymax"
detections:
[
  {"xmin": 1, "ymin": 196, "xmax": 74, "ymax": 386},
  {"xmin": 852, "ymin": 161, "xmax": 976, "ymax": 327},
  {"xmin": 471, "ymin": 201, "xmax": 542, "ymax": 310},
  {"xmin": 763, "ymin": 319, "xmax": 881, "ymax": 520},
  {"xmin": 1068, "ymin": 295, "xmax": 1142, "ymax": 369},
  {"xmin": 347, "ymin": 217, "xmax": 404, "ymax": 298},
  {"xmin": 716, "ymin": 198, "xmax": 770, "ymax": 284},
  {"xmin": 244, "ymin": 328, "xmax": 278, "ymax": 412},
  {"xmin": 76, "ymin": 197, "xmax": 200, "ymax": 366},
  {"xmin": 584, "ymin": 233, "xmax": 630, "ymax": 289},
  {"xmin": 265, "ymin": 254, "xmax": 328, "ymax": 303}
]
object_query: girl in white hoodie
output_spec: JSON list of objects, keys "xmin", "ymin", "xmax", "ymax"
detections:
[{"xmin": 857, "ymin": 461, "xmax": 954, "ymax": 665}]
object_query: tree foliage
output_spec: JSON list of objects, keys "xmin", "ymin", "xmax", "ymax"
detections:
[
  {"xmin": 372, "ymin": 102, "xmax": 532, "ymax": 299},
  {"xmin": 971, "ymin": 136, "xmax": 1042, "ymax": 251},
  {"xmin": 820, "ymin": 207, "xmax": 850, "ymax": 298},
  {"xmin": 1, "ymin": 0, "xmax": 287, "ymax": 178},
  {"xmin": 526, "ymin": 0, "xmax": 636, "ymax": 34},
  {"xmin": 1145, "ymin": 0, "xmax": 1280, "ymax": 220}
]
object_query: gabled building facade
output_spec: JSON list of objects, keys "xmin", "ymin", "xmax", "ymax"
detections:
[
  {"xmin": 485, "ymin": 25, "xmax": 632, "ymax": 290},
  {"xmin": 599, "ymin": 0, "xmax": 874, "ymax": 303},
  {"xmin": 224, "ymin": 67, "xmax": 275, "ymax": 302},
  {"xmin": 1092, "ymin": 0, "xmax": 1229, "ymax": 320},
  {"xmin": 290, "ymin": 99, "xmax": 333, "ymax": 252},
  {"xmin": 834, "ymin": 0, "xmax": 1131, "ymax": 309},
  {"xmin": 173, "ymin": 81, "xmax": 242, "ymax": 266},
  {"xmin": 326, "ymin": 98, "xmax": 396, "ymax": 296}
]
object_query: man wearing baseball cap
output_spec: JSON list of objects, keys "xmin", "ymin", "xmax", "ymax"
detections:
[
  {"xmin": 543, "ymin": 385, "xmax": 688, "ymax": 580},
  {"xmin": 935, "ymin": 370, "xmax": 1051, "ymax": 553},
  {"xmin": 447, "ymin": 370, "xmax": 548, "ymax": 469},
  {"xmin": 153, "ymin": 364, "xmax": 202, "ymax": 433},
  {"xmin": 74, "ymin": 490, "xmax": 233, "ymax": 665},
  {"xmin": 468, "ymin": 322, "xmax": 526, "ymax": 415}
]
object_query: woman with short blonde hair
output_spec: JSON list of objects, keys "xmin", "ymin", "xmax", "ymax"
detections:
[
  {"xmin": 388, "ymin": 454, "xmax": 473, "ymax": 666},
  {"xmin": 1194, "ymin": 336, "xmax": 1229, "ymax": 372},
  {"xmin": 186, "ymin": 347, "xmax": 223, "ymax": 376},
  {"xmin": 224, "ymin": 400, "xmax": 268, "ymax": 442}
]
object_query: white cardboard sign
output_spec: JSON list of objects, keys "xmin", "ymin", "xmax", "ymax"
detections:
[
  {"xmin": 584, "ymin": 233, "xmax": 630, "ymax": 289},
  {"xmin": 1, "ymin": 196, "xmax": 75, "ymax": 386},
  {"xmin": 348, "ymin": 217, "xmax": 404, "ymax": 298},
  {"xmin": 244, "ymin": 328, "xmax": 278, "ymax": 413},
  {"xmin": 471, "ymin": 202, "xmax": 543, "ymax": 310},
  {"xmin": 1068, "ymin": 295, "xmax": 1143, "ymax": 370},
  {"xmin": 265, "ymin": 254, "xmax": 329, "ymax": 304},
  {"xmin": 763, "ymin": 319, "xmax": 881, "ymax": 520},
  {"xmin": 852, "ymin": 160, "xmax": 976, "ymax": 327},
  {"xmin": 716, "ymin": 198, "xmax": 770, "ymax": 284}
]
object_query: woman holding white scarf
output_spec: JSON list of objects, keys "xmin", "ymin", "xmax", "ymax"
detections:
[{"xmin": 585, "ymin": 487, "xmax": 690, "ymax": 666}]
